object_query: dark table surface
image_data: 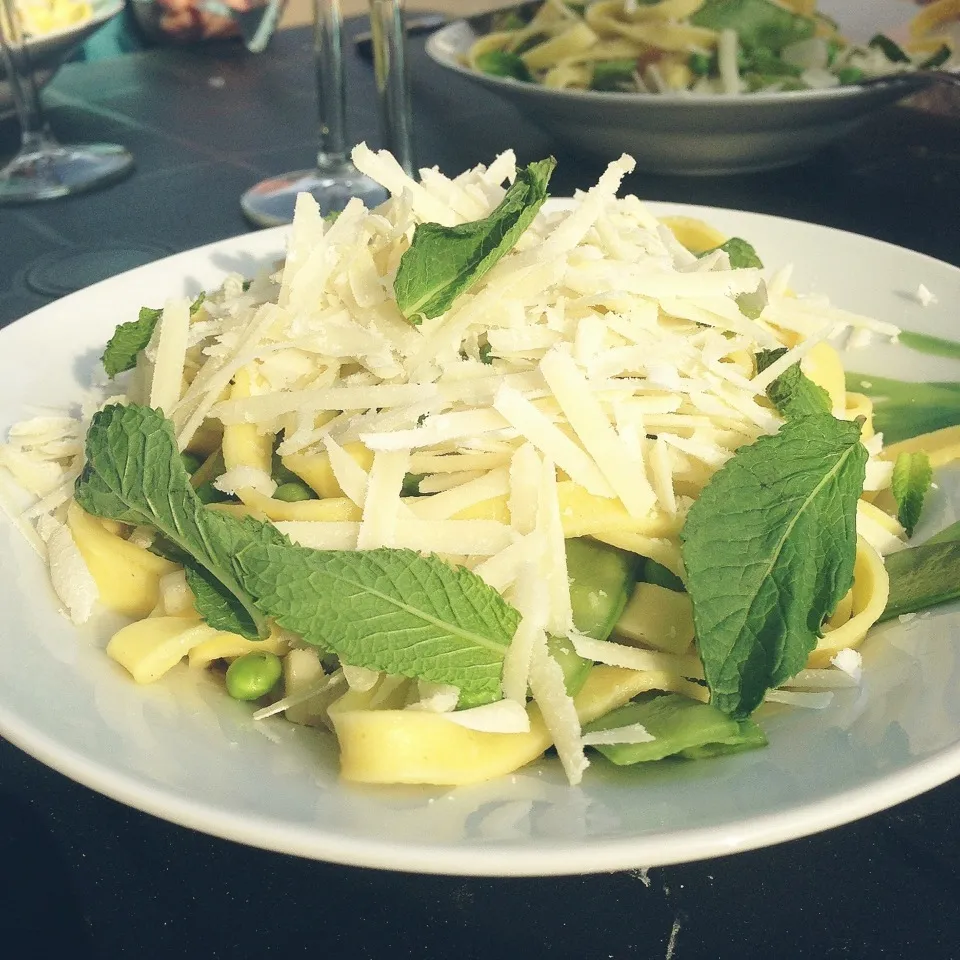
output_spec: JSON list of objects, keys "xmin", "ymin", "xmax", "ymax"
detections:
[{"xmin": 2, "ymin": 18, "xmax": 960, "ymax": 960}]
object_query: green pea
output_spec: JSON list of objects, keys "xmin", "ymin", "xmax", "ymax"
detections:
[
  {"xmin": 225, "ymin": 651, "xmax": 282, "ymax": 701},
  {"xmin": 273, "ymin": 481, "xmax": 316, "ymax": 502}
]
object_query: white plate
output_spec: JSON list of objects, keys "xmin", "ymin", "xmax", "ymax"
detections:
[
  {"xmin": 425, "ymin": 3, "xmax": 942, "ymax": 175},
  {"xmin": 1, "ymin": 0, "xmax": 123, "ymax": 118},
  {"xmin": 1, "ymin": 206, "xmax": 959, "ymax": 877}
]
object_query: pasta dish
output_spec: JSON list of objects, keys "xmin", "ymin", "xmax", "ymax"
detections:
[
  {"xmin": 465, "ymin": 0, "xmax": 958, "ymax": 95},
  {"xmin": 1, "ymin": 146, "xmax": 957, "ymax": 787}
]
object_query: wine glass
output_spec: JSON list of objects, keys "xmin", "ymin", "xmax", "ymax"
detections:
[
  {"xmin": 240, "ymin": 0, "xmax": 413, "ymax": 228},
  {"xmin": 0, "ymin": 0, "xmax": 134, "ymax": 204}
]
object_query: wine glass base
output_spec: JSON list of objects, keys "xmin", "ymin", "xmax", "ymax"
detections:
[
  {"xmin": 240, "ymin": 165, "xmax": 389, "ymax": 228},
  {"xmin": 0, "ymin": 143, "xmax": 135, "ymax": 204}
]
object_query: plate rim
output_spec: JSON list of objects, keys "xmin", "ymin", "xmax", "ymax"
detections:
[{"xmin": 2, "ymin": 203, "xmax": 960, "ymax": 877}]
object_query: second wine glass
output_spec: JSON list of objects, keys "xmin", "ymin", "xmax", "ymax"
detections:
[
  {"xmin": 0, "ymin": 0, "xmax": 134, "ymax": 204},
  {"xmin": 240, "ymin": 0, "xmax": 412, "ymax": 227}
]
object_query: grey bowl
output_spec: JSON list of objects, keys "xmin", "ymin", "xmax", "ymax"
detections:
[{"xmin": 425, "ymin": 7, "xmax": 938, "ymax": 176}]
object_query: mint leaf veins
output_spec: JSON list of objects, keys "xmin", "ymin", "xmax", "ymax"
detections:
[
  {"xmin": 681, "ymin": 415, "xmax": 867, "ymax": 718},
  {"xmin": 233, "ymin": 545, "xmax": 518, "ymax": 707},
  {"xmin": 393, "ymin": 157, "xmax": 556, "ymax": 323}
]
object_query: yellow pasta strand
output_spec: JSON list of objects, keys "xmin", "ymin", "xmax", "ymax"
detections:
[
  {"xmin": 107, "ymin": 616, "xmax": 217, "ymax": 684},
  {"xmin": 282, "ymin": 443, "xmax": 373, "ymax": 499},
  {"xmin": 217, "ymin": 490, "xmax": 362, "ymax": 523},
  {"xmin": 800, "ymin": 341, "xmax": 846, "ymax": 414},
  {"xmin": 543, "ymin": 62, "xmax": 592, "ymax": 88},
  {"xmin": 521, "ymin": 22, "xmax": 600, "ymax": 70},
  {"xmin": 661, "ymin": 215, "xmax": 728, "ymax": 255},
  {"xmin": 909, "ymin": 0, "xmax": 960, "ymax": 46},
  {"xmin": 187, "ymin": 626, "xmax": 289, "ymax": 670},
  {"xmin": 624, "ymin": 0, "xmax": 706, "ymax": 22},
  {"xmin": 882, "ymin": 425, "xmax": 960, "ymax": 469},
  {"xmin": 466, "ymin": 31, "xmax": 515, "ymax": 68},
  {"xmin": 590, "ymin": 528, "xmax": 684, "ymax": 578},
  {"xmin": 587, "ymin": 0, "xmax": 717, "ymax": 52},
  {"xmin": 553, "ymin": 39, "xmax": 647, "ymax": 64},
  {"xmin": 331, "ymin": 665, "xmax": 697, "ymax": 785},
  {"xmin": 222, "ymin": 366, "xmax": 273, "ymax": 478},
  {"xmin": 843, "ymin": 392, "xmax": 874, "ymax": 440},
  {"xmin": 67, "ymin": 501, "xmax": 178, "ymax": 618},
  {"xmin": 808, "ymin": 537, "xmax": 889, "ymax": 667}
]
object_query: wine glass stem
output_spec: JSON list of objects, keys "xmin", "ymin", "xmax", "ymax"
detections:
[
  {"xmin": 0, "ymin": 0, "xmax": 55, "ymax": 149},
  {"xmin": 369, "ymin": 0, "xmax": 413, "ymax": 175},
  {"xmin": 313, "ymin": 0, "xmax": 348, "ymax": 169}
]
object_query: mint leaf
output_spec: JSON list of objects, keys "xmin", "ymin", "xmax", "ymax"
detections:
[
  {"xmin": 891, "ymin": 452, "xmax": 932, "ymax": 538},
  {"xmin": 880, "ymin": 539, "xmax": 960, "ymax": 622},
  {"xmin": 681, "ymin": 415, "xmax": 866, "ymax": 718},
  {"xmin": 699, "ymin": 238, "xmax": 764, "ymax": 318},
  {"xmin": 101, "ymin": 307, "xmax": 162, "ymax": 378},
  {"xmin": 701, "ymin": 237, "xmax": 763, "ymax": 270},
  {"xmin": 74, "ymin": 404, "xmax": 271, "ymax": 639},
  {"xmin": 75, "ymin": 404, "xmax": 519, "ymax": 703},
  {"xmin": 393, "ymin": 158, "xmax": 556, "ymax": 323},
  {"xmin": 690, "ymin": 0, "xmax": 816, "ymax": 52},
  {"xmin": 231, "ymin": 545, "xmax": 518, "ymax": 707},
  {"xmin": 101, "ymin": 295, "xmax": 205, "ymax": 378},
  {"xmin": 757, "ymin": 348, "xmax": 832, "ymax": 419}
]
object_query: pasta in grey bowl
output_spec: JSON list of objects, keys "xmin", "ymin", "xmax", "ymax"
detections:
[{"xmin": 425, "ymin": 1, "xmax": 948, "ymax": 175}]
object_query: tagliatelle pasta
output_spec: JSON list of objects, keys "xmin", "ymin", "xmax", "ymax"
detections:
[{"xmin": 1, "ymin": 146, "xmax": 955, "ymax": 788}]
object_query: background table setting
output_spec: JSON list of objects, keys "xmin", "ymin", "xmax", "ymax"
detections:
[{"xmin": 2, "ymin": 1, "xmax": 960, "ymax": 957}]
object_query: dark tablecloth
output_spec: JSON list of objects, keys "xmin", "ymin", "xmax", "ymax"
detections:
[{"xmin": 1, "ymin": 18, "xmax": 959, "ymax": 960}]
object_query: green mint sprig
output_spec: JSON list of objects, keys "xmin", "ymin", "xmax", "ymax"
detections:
[
  {"xmin": 101, "ymin": 294, "xmax": 205, "ymax": 378},
  {"xmin": 891, "ymin": 451, "xmax": 932, "ymax": 538},
  {"xmin": 393, "ymin": 157, "xmax": 555, "ymax": 323},
  {"xmin": 74, "ymin": 404, "xmax": 515, "ymax": 705},
  {"xmin": 681, "ymin": 414, "xmax": 867, "ymax": 718},
  {"xmin": 233, "ymin": 544, "xmax": 517, "ymax": 707},
  {"xmin": 756, "ymin": 348, "xmax": 832, "ymax": 420}
]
